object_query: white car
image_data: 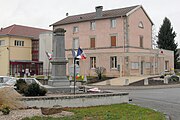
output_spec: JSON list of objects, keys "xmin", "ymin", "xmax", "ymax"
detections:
[
  {"xmin": 0, "ymin": 76, "xmax": 17, "ymax": 88},
  {"xmin": 17, "ymin": 78, "xmax": 44, "ymax": 87}
]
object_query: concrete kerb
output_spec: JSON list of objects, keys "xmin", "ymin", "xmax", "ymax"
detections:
[{"xmin": 91, "ymin": 83, "xmax": 180, "ymax": 90}]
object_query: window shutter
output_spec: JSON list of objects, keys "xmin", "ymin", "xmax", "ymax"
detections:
[
  {"xmin": 90, "ymin": 38, "xmax": 95, "ymax": 48},
  {"xmin": 111, "ymin": 36, "xmax": 116, "ymax": 46}
]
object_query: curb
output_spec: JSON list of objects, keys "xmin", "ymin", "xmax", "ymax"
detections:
[{"xmin": 90, "ymin": 83, "xmax": 180, "ymax": 90}]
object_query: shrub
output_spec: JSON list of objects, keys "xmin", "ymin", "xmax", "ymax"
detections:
[
  {"xmin": 15, "ymin": 79, "xmax": 28, "ymax": 93},
  {"xmin": 24, "ymin": 83, "xmax": 47, "ymax": 96},
  {"xmin": 0, "ymin": 104, "xmax": 10, "ymax": 115},
  {"xmin": 168, "ymin": 75, "xmax": 179, "ymax": 82},
  {"xmin": 39, "ymin": 87, "xmax": 47, "ymax": 96}
]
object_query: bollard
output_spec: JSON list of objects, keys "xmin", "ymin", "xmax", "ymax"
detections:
[
  {"xmin": 144, "ymin": 79, "xmax": 148, "ymax": 85},
  {"xmin": 106, "ymin": 80, "xmax": 111, "ymax": 85},
  {"xmin": 24, "ymin": 74, "xmax": 27, "ymax": 78},
  {"xmin": 125, "ymin": 79, "xmax": 129, "ymax": 85},
  {"xmin": 164, "ymin": 76, "xmax": 169, "ymax": 84}
]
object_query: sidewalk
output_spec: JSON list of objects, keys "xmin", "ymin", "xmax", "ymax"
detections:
[{"xmin": 91, "ymin": 75, "xmax": 160, "ymax": 86}]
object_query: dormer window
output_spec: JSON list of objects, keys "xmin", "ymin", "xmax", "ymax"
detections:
[
  {"xmin": 111, "ymin": 19, "xmax": 116, "ymax": 28},
  {"xmin": 90, "ymin": 21, "xmax": 96, "ymax": 30},
  {"xmin": 73, "ymin": 26, "xmax": 79, "ymax": 33},
  {"xmin": 138, "ymin": 21, "xmax": 144, "ymax": 28}
]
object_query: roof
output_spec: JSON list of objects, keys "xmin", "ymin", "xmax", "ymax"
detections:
[
  {"xmin": 52, "ymin": 5, "xmax": 153, "ymax": 26},
  {"xmin": 0, "ymin": 24, "xmax": 51, "ymax": 39}
]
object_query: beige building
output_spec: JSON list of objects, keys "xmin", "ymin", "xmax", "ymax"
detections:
[
  {"xmin": 0, "ymin": 24, "xmax": 51, "ymax": 76},
  {"xmin": 51, "ymin": 5, "xmax": 174, "ymax": 77}
]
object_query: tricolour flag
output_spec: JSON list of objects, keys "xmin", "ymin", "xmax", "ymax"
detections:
[
  {"xmin": 77, "ymin": 47, "xmax": 86, "ymax": 60},
  {"xmin": 72, "ymin": 49, "xmax": 77, "ymax": 58},
  {"xmin": 45, "ymin": 51, "xmax": 52, "ymax": 60}
]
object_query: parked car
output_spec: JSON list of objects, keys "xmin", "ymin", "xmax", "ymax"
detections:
[
  {"xmin": 0, "ymin": 76, "xmax": 17, "ymax": 88},
  {"xmin": 17, "ymin": 78, "xmax": 44, "ymax": 87}
]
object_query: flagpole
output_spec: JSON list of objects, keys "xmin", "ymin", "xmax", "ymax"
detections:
[{"xmin": 73, "ymin": 57, "xmax": 76, "ymax": 95}]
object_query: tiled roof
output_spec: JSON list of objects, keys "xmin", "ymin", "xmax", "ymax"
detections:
[
  {"xmin": 52, "ymin": 5, "xmax": 139, "ymax": 26},
  {"xmin": 0, "ymin": 24, "xmax": 51, "ymax": 39}
]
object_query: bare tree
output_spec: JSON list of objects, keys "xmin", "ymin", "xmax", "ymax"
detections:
[{"xmin": 95, "ymin": 67, "xmax": 106, "ymax": 80}]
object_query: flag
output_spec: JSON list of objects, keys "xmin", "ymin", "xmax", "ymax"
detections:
[
  {"xmin": 77, "ymin": 47, "xmax": 86, "ymax": 60},
  {"xmin": 45, "ymin": 51, "xmax": 52, "ymax": 60},
  {"xmin": 72, "ymin": 49, "xmax": 77, "ymax": 58}
]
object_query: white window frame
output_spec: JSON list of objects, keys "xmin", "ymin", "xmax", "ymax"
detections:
[
  {"xmin": 14, "ymin": 40, "xmax": 24, "ymax": 46},
  {"xmin": 73, "ymin": 38, "xmax": 79, "ymax": 49},
  {"xmin": 73, "ymin": 26, "xmax": 79, "ymax": 33},
  {"xmin": 0, "ymin": 40, "xmax": 5, "ymax": 46},
  {"xmin": 90, "ymin": 21, "xmax": 96, "ymax": 30},
  {"xmin": 146, "ymin": 62, "xmax": 151, "ymax": 68},
  {"xmin": 138, "ymin": 21, "xmax": 144, "ymax": 28},
  {"xmin": 111, "ymin": 19, "xmax": 116, "ymax": 28},
  {"xmin": 131, "ymin": 62, "xmax": 139, "ymax": 69},
  {"xmin": 110, "ymin": 56, "xmax": 117, "ymax": 69},
  {"xmin": 90, "ymin": 57, "xmax": 96, "ymax": 69}
]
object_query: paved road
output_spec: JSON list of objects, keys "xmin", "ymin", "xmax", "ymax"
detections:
[{"xmin": 113, "ymin": 88, "xmax": 180, "ymax": 120}]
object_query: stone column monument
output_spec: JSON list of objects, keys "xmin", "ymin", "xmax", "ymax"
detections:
[{"xmin": 48, "ymin": 28, "xmax": 70, "ymax": 92}]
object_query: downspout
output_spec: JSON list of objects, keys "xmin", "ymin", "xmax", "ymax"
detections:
[
  {"xmin": 123, "ymin": 16, "xmax": 129, "ymax": 76},
  {"xmin": 8, "ymin": 36, "xmax": 10, "ymax": 76}
]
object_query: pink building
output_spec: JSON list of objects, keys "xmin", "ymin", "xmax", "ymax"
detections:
[{"xmin": 52, "ymin": 5, "xmax": 174, "ymax": 77}]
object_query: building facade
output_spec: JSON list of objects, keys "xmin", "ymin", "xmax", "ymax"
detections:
[
  {"xmin": 0, "ymin": 24, "xmax": 51, "ymax": 76},
  {"xmin": 52, "ymin": 5, "xmax": 174, "ymax": 77}
]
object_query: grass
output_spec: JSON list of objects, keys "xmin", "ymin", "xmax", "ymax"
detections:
[{"xmin": 22, "ymin": 103, "xmax": 165, "ymax": 120}]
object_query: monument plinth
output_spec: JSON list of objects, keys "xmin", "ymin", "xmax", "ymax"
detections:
[{"xmin": 47, "ymin": 28, "xmax": 71, "ymax": 93}]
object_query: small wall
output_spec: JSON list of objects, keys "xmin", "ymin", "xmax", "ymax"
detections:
[{"xmin": 21, "ymin": 92, "xmax": 129, "ymax": 108}]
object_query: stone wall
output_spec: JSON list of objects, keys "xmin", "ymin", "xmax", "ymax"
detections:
[{"xmin": 21, "ymin": 92, "xmax": 129, "ymax": 108}]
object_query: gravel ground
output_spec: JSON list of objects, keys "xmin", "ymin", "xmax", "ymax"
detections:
[{"xmin": 0, "ymin": 109, "xmax": 74, "ymax": 120}]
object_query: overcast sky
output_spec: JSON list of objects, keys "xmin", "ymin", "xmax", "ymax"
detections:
[{"xmin": 1, "ymin": 0, "xmax": 180, "ymax": 47}]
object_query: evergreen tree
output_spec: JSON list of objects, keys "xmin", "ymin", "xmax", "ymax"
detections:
[{"xmin": 157, "ymin": 17, "xmax": 179, "ymax": 68}]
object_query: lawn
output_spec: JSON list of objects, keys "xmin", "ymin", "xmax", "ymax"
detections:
[{"xmin": 22, "ymin": 103, "xmax": 165, "ymax": 120}]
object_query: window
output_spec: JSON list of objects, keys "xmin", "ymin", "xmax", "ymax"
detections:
[
  {"xmin": 0, "ymin": 40, "xmax": 5, "ymax": 46},
  {"xmin": 32, "ymin": 40, "xmax": 39, "ymax": 61},
  {"xmin": 146, "ymin": 62, "xmax": 151, "ymax": 68},
  {"xmin": 111, "ymin": 35, "xmax": 116, "ymax": 47},
  {"xmin": 90, "ymin": 37, "xmax": 95, "ymax": 48},
  {"xmin": 73, "ymin": 38, "xmax": 79, "ymax": 49},
  {"xmin": 131, "ymin": 62, "xmax": 139, "ymax": 69},
  {"xmin": 140, "ymin": 36, "xmax": 143, "ymax": 48},
  {"xmin": 90, "ymin": 57, "xmax": 96, "ymax": 69},
  {"xmin": 73, "ymin": 26, "xmax": 79, "ymax": 33},
  {"xmin": 90, "ymin": 21, "xmax": 96, "ymax": 30},
  {"xmin": 165, "ymin": 61, "xmax": 169, "ymax": 70},
  {"xmin": 138, "ymin": 21, "xmax": 144, "ymax": 28},
  {"xmin": 14, "ymin": 40, "xmax": 24, "ymax": 46},
  {"xmin": 110, "ymin": 56, "xmax": 117, "ymax": 69},
  {"xmin": 155, "ymin": 62, "xmax": 158, "ymax": 68},
  {"xmin": 111, "ymin": 19, "xmax": 116, "ymax": 28}
]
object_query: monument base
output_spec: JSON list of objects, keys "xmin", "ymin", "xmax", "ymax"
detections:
[{"xmin": 48, "ymin": 79, "xmax": 70, "ymax": 87}]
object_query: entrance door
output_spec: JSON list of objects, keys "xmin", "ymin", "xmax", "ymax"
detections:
[{"xmin": 141, "ymin": 61, "xmax": 144, "ymax": 75}]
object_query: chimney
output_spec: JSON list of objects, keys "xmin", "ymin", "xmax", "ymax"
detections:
[
  {"xmin": 95, "ymin": 6, "xmax": 103, "ymax": 18},
  {"xmin": 66, "ymin": 13, "xmax": 69, "ymax": 17}
]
